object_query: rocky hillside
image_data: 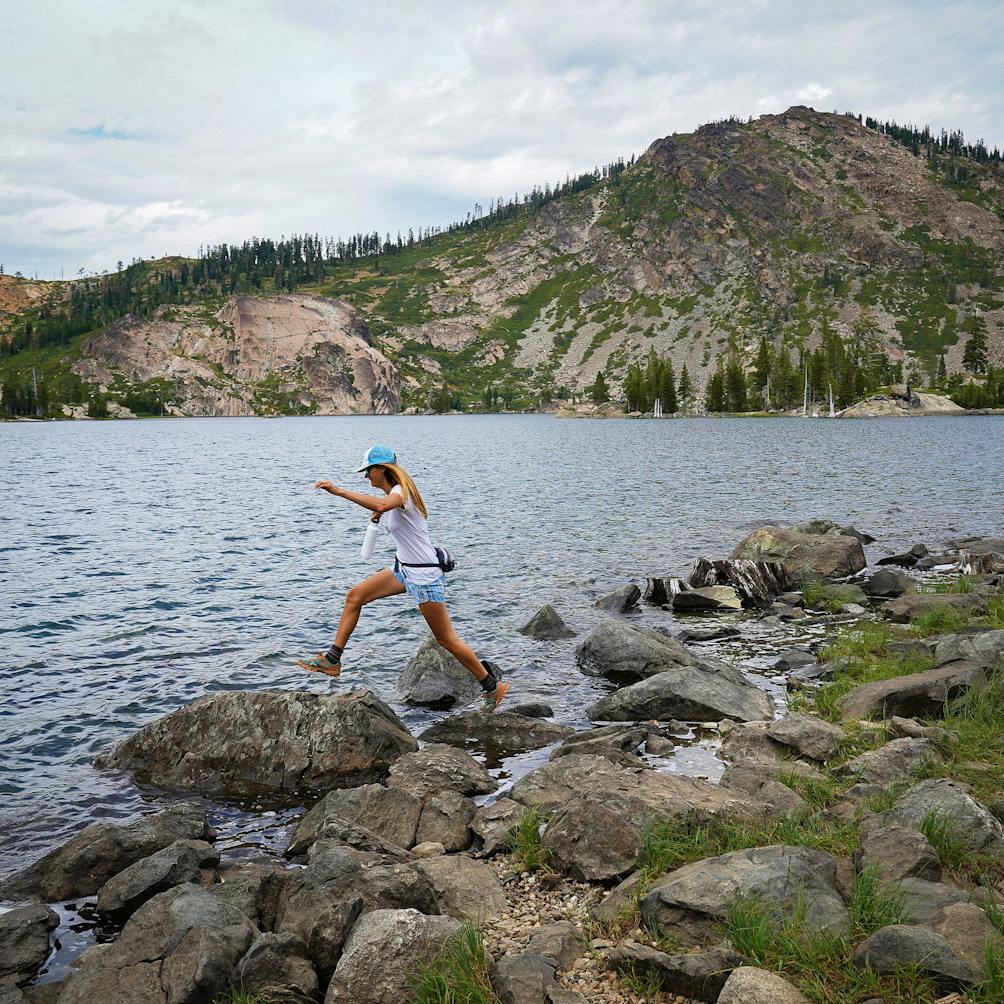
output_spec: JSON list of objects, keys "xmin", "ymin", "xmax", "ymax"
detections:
[{"xmin": 74, "ymin": 294, "xmax": 399, "ymax": 416}]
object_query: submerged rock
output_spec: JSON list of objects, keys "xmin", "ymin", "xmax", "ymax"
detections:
[
  {"xmin": 419, "ymin": 711, "xmax": 574, "ymax": 757},
  {"xmin": 398, "ymin": 633, "xmax": 482, "ymax": 708},
  {"xmin": 594, "ymin": 583, "xmax": 641, "ymax": 613},
  {"xmin": 518, "ymin": 604, "xmax": 577, "ymax": 639},
  {"xmin": 730, "ymin": 524, "xmax": 866, "ymax": 578}
]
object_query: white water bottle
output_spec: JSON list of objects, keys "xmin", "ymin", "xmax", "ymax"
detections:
[{"xmin": 360, "ymin": 520, "xmax": 379, "ymax": 559}]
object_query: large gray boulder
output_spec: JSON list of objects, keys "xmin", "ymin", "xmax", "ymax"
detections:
[
  {"xmin": 575, "ymin": 620, "xmax": 704, "ymax": 679},
  {"xmin": 881, "ymin": 593, "xmax": 986, "ymax": 623},
  {"xmin": 641, "ymin": 845, "xmax": 849, "ymax": 947},
  {"xmin": 96, "ymin": 839, "xmax": 219, "ymax": 921},
  {"xmin": 586, "ymin": 665, "xmax": 772, "ymax": 723},
  {"xmin": 518, "ymin": 604, "xmax": 576, "ymax": 640},
  {"xmin": 934, "ymin": 629, "xmax": 1004, "ymax": 668},
  {"xmin": 688, "ymin": 558, "xmax": 791, "ymax": 607},
  {"xmin": 834, "ymin": 737, "xmax": 941, "ymax": 785},
  {"xmin": 864, "ymin": 567, "xmax": 916, "ymax": 598},
  {"xmin": 766, "ymin": 713, "xmax": 845, "ymax": 762},
  {"xmin": 925, "ymin": 902, "xmax": 1004, "ymax": 978},
  {"xmin": 718, "ymin": 966, "xmax": 811, "ymax": 1004},
  {"xmin": 471, "ymin": 799, "xmax": 526, "ymax": 856},
  {"xmin": 231, "ymin": 931, "xmax": 319, "ymax": 1004},
  {"xmin": 0, "ymin": 905, "xmax": 58, "ymax": 987},
  {"xmin": 325, "ymin": 909, "xmax": 461, "ymax": 1004},
  {"xmin": 607, "ymin": 942, "xmax": 744, "ymax": 1001},
  {"xmin": 386, "ymin": 744, "xmax": 496, "ymax": 801},
  {"xmin": 897, "ymin": 877, "xmax": 969, "ymax": 923},
  {"xmin": 419, "ymin": 712, "xmax": 573, "ymax": 758},
  {"xmin": 208, "ymin": 859, "xmax": 288, "ymax": 931},
  {"xmin": 397, "ymin": 634, "xmax": 482, "ymax": 708},
  {"xmin": 730, "ymin": 525, "xmax": 866, "ymax": 578},
  {"xmin": 853, "ymin": 825, "xmax": 941, "ymax": 882},
  {"xmin": 881, "ymin": 778, "xmax": 1004, "ymax": 852},
  {"xmin": 96, "ymin": 689, "xmax": 417, "ymax": 797},
  {"xmin": 852, "ymin": 925, "xmax": 979, "ymax": 991},
  {"xmin": 0, "ymin": 805, "xmax": 213, "ymax": 902},
  {"xmin": 55, "ymin": 884, "xmax": 256, "ymax": 1004},
  {"xmin": 413, "ymin": 855, "xmax": 507, "ymax": 923},
  {"xmin": 838, "ymin": 660, "xmax": 984, "ymax": 720},
  {"xmin": 415, "ymin": 791, "xmax": 476, "ymax": 852}
]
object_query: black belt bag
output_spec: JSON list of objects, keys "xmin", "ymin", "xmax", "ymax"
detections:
[{"xmin": 396, "ymin": 546, "xmax": 456, "ymax": 574}]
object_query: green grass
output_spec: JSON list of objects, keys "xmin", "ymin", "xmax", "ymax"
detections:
[
  {"xmin": 848, "ymin": 865, "xmax": 909, "ymax": 937},
  {"xmin": 212, "ymin": 990, "xmax": 272, "ymax": 1004},
  {"xmin": 507, "ymin": 806, "xmax": 551, "ymax": 872},
  {"xmin": 922, "ymin": 575, "xmax": 976, "ymax": 594},
  {"xmin": 774, "ymin": 771, "xmax": 844, "ymax": 811},
  {"xmin": 801, "ymin": 577, "xmax": 865, "ymax": 613},
  {"xmin": 909, "ymin": 604, "xmax": 973, "ymax": 637},
  {"xmin": 413, "ymin": 923, "xmax": 500, "ymax": 1004}
]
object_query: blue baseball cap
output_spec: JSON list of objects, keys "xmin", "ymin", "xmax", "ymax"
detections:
[{"xmin": 354, "ymin": 444, "xmax": 397, "ymax": 472}]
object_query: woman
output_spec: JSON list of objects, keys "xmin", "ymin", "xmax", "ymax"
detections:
[{"xmin": 297, "ymin": 444, "xmax": 509, "ymax": 711}]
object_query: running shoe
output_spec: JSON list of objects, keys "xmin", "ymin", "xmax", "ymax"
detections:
[
  {"xmin": 296, "ymin": 652, "xmax": 341, "ymax": 677},
  {"xmin": 482, "ymin": 679, "xmax": 509, "ymax": 713}
]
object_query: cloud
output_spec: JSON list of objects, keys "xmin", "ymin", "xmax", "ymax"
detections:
[{"xmin": 2, "ymin": 0, "xmax": 1003, "ymax": 277}]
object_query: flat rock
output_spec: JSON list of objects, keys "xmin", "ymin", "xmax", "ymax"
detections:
[
  {"xmin": 865, "ymin": 568, "xmax": 916, "ymax": 597},
  {"xmin": 719, "ymin": 765, "xmax": 809, "ymax": 815},
  {"xmin": 508, "ymin": 702, "xmax": 554, "ymax": 718},
  {"xmin": 0, "ymin": 804, "xmax": 214, "ymax": 902},
  {"xmin": 397, "ymin": 633, "xmax": 482, "ymax": 708},
  {"xmin": 386, "ymin": 743, "xmax": 496, "ymax": 800},
  {"xmin": 415, "ymin": 790, "xmax": 476, "ymax": 852},
  {"xmin": 766, "ymin": 713, "xmax": 845, "ymax": 762},
  {"xmin": 575, "ymin": 620, "xmax": 703, "ymax": 680},
  {"xmin": 834, "ymin": 737, "xmax": 941, "ymax": 784},
  {"xmin": 525, "ymin": 921, "xmax": 586, "ymax": 974},
  {"xmin": 586, "ymin": 665, "xmax": 772, "ymax": 723},
  {"xmin": 731, "ymin": 525, "xmax": 866, "ymax": 578},
  {"xmin": 326, "ymin": 909, "xmax": 461, "ymax": 1004},
  {"xmin": 471, "ymin": 798, "xmax": 526, "ymax": 856},
  {"xmin": 608, "ymin": 942, "xmax": 744, "ymax": 1000},
  {"xmin": 672, "ymin": 585, "xmax": 743, "ymax": 611},
  {"xmin": 838, "ymin": 660, "xmax": 985, "ymax": 720},
  {"xmin": 677, "ymin": 624, "xmax": 741, "ymax": 642},
  {"xmin": 518, "ymin": 604, "xmax": 576, "ymax": 639},
  {"xmin": 0, "ymin": 905, "xmax": 58, "ymax": 987},
  {"xmin": 881, "ymin": 778, "xmax": 1004, "ymax": 852},
  {"xmin": 882, "ymin": 593, "xmax": 986, "ymax": 623},
  {"xmin": 549, "ymin": 724, "xmax": 654, "ymax": 762},
  {"xmin": 853, "ymin": 825, "xmax": 941, "ymax": 882},
  {"xmin": 852, "ymin": 924, "xmax": 979, "ymax": 991},
  {"xmin": 413, "ymin": 855, "xmax": 506, "ymax": 923},
  {"xmin": 96, "ymin": 689, "xmax": 417, "ymax": 797},
  {"xmin": 934, "ymin": 629, "xmax": 1004, "ymax": 668},
  {"xmin": 718, "ymin": 966, "xmax": 811, "ymax": 1004},
  {"xmin": 594, "ymin": 583, "xmax": 641, "ymax": 613},
  {"xmin": 419, "ymin": 712, "xmax": 573, "ymax": 758},
  {"xmin": 771, "ymin": 648, "xmax": 816, "ymax": 673},
  {"xmin": 96, "ymin": 839, "xmax": 219, "ymax": 921}
]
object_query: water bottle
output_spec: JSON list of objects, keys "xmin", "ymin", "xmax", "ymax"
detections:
[{"xmin": 360, "ymin": 520, "xmax": 379, "ymax": 559}]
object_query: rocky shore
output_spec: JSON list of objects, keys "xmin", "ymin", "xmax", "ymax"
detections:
[{"xmin": 1, "ymin": 523, "xmax": 1002, "ymax": 1004}]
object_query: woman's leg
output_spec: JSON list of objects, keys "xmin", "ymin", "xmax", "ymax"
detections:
[
  {"xmin": 333, "ymin": 568, "xmax": 406, "ymax": 649},
  {"xmin": 418, "ymin": 601, "xmax": 488, "ymax": 681}
]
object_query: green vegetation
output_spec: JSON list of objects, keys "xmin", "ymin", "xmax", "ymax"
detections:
[
  {"xmin": 847, "ymin": 865, "xmax": 909, "ymax": 936},
  {"xmin": 801, "ymin": 577, "xmax": 865, "ymax": 613},
  {"xmin": 212, "ymin": 989, "xmax": 273, "ymax": 1004},
  {"xmin": 507, "ymin": 806, "xmax": 550, "ymax": 873},
  {"xmin": 413, "ymin": 923, "xmax": 500, "ymax": 1004}
]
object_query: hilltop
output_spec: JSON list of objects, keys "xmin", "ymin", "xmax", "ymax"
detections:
[{"xmin": 2, "ymin": 106, "xmax": 1002, "ymax": 417}]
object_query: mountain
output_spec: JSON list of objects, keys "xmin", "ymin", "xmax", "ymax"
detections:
[{"xmin": 2, "ymin": 106, "xmax": 1002, "ymax": 417}]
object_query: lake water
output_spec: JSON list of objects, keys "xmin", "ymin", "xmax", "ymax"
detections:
[{"xmin": 2, "ymin": 413, "xmax": 1002, "ymax": 880}]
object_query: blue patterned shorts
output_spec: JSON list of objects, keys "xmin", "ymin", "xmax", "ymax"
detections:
[{"xmin": 393, "ymin": 566, "xmax": 447, "ymax": 605}]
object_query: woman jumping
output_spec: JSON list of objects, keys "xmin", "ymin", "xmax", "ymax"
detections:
[{"xmin": 296, "ymin": 444, "xmax": 509, "ymax": 712}]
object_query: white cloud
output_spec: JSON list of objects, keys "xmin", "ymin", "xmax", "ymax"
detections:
[{"xmin": 2, "ymin": 0, "xmax": 1002, "ymax": 277}]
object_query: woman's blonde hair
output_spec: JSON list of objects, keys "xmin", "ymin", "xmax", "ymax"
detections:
[{"xmin": 381, "ymin": 463, "xmax": 428, "ymax": 519}]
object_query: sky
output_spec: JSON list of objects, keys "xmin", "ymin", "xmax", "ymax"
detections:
[{"xmin": 3, "ymin": 0, "xmax": 1003, "ymax": 279}]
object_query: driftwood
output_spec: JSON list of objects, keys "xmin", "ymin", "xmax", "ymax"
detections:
[{"xmin": 688, "ymin": 558, "xmax": 791, "ymax": 607}]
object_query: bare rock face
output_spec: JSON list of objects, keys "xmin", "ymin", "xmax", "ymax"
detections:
[
  {"xmin": 95, "ymin": 689, "xmax": 417, "ymax": 798},
  {"xmin": 75, "ymin": 294, "xmax": 399, "ymax": 416}
]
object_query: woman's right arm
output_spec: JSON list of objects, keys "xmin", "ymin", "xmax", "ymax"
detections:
[{"xmin": 314, "ymin": 481, "xmax": 404, "ymax": 515}]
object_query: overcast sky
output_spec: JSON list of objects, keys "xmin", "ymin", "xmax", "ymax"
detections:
[{"xmin": 3, "ymin": 0, "xmax": 1002, "ymax": 278}]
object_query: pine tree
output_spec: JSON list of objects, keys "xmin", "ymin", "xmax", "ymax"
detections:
[
  {"xmin": 962, "ymin": 321, "xmax": 988, "ymax": 374},
  {"xmin": 591, "ymin": 370, "xmax": 609, "ymax": 405},
  {"xmin": 705, "ymin": 359, "xmax": 726, "ymax": 412},
  {"xmin": 678, "ymin": 363, "xmax": 693, "ymax": 411},
  {"xmin": 936, "ymin": 353, "xmax": 948, "ymax": 385}
]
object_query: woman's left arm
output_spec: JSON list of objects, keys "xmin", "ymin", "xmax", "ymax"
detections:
[{"xmin": 314, "ymin": 481, "xmax": 404, "ymax": 514}]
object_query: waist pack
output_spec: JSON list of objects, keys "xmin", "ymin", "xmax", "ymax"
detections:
[{"xmin": 398, "ymin": 546, "xmax": 456, "ymax": 574}]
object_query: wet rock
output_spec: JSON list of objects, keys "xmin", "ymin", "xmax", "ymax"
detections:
[
  {"xmin": 719, "ymin": 765, "xmax": 808, "ymax": 815},
  {"xmin": 924, "ymin": 902, "xmax": 1004, "ymax": 977},
  {"xmin": 96, "ymin": 839, "xmax": 219, "ymax": 921},
  {"xmin": 934, "ymin": 629, "xmax": 1004, "ymax": 668},
  {"xmin": 643, "ymin": 577, "xmax": 689, "ymax": 606},
  {"xmin": 852, "ymin": 925, "xmax": 978, "ymax": 991},
  {"xmin": 608, "ymin": 941, "xmax": 744, "ymax": 1000},
  {"xmin": 326, "ymin": 909, "xmax": 461, "ymax": 1004},
  {"xmin": 838, "ymin": 660, "xmax": 985, "ymax": 720},
  {"xmin": 672, "ymin": 585, "xmax": 742, "ymax": 611},
  {"xmin": 641, "ymin": 846, "xmax": 849, "ymax": 947},
  {"xmin": 386, "ymin": 743, "xmax": 496, "ymax": 800},
  {"xmin": 864, "ymin": 567, "xmax": 916, "ymax": 597},
  {"xmin": 0, "ymin": 804, "xmax": 214, "ymax": 902},
  {"xmin": 766, "ymin": 713, "xmax": 845, "ymax": 762},
  {"xmin": 677, "ymin": 624, "xmax": 741, "ymax": 642},
  {"xmin": 231, "ymin": 932, "xmax": 319, "ymax": 1004},
  {"xmin": 508, "ymin": 702, "xmax": 554, "ymax": 718},
  {"xmin": 594, "ymin": 583, "xmax": 641, "ymax": 613},
  {"xmin": 55, "ymin": 884, "xmax": 256, "ymax": 1004},
  {"xmin": 419, "ymin": 712, "xmax": 574, "ymax": 758},
  {"xmin": 786, "ymin": 661, "xmax": 835, "ymax": 687},
  {"xmin": 882, "ymin": 592, "xmax": 986, "ymax": 623},
  {"xmin": 209, "ymin": 860, "xmax": 288, "ymax": 931},
  {"xmin": 644, "ymin": 733, "xmax": 678, "ymax": 755},
  {"xmin": 525, "ymin": 921, "xmax": 586, "ymax": 973},
  {"xmin": 472, "ymin": 798, "xmax": 526, "ymax": 856},
  {"xmin": 718, "ymin": 966, "xmax": 811, "ymax": 1004},
  {"xmin": 398, "ymin": 633, "xmax": 482, "ymax": 708},
  {"xmin": 286, "ymin": 783, "xmax": 422, "ymax": 856},
  {"xmin": 96, "ymin": 689, "xmax": 417, "ymax": 797},
  {"xmin": 415, "ymin": 791, "xmax": 476, "ymax": 852},
  {"xmin": 834, "ymin": 737, "xmax": 941, "ymax": 785},
  {"xmin": 688, "ymin": 558, "xmax": 791, "ymax": 607},
  {"xmin": 0, "ymin": 905, "xmax": 58, "ymax": 987},
  {"xmin": 730, "ymin": 525, "xmax": 866, "ymax": 578},
  {"xmin": 586, "ymin": 664, "xmax": 772, "ymax": 723},
  {"xmin": 575, "ymin": 620, "xmax": 706, "ymax": 680},
  {"xmin": 518, "ymin": 605, "xmax": 576, "ymax": 640},
  {"xmin": 550, "ymin": 724, "xmax": 653, "ymax": 762},
  {"xmin": 414, "ymin": 855, "xmax": 506, "ymax": 923},
  {"xmin": 492, "ymin": 953, "xmax": 557, "ymax": 1004},
  {"xmin": 853, "ymin": 825, "xmax": 941, "ymax": 882}
]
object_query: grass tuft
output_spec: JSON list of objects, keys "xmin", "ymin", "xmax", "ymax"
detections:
[
  {"xmin": 507, "ymin": 805, "xmax": 550, "ymax": 872},
  {"xmin": 801, "ymin": 577, "xmax": 866, "ymax": 613},
  {"xmin": 212, "ymin": 991, "xmax": 272, "ymax": 1004},
  {"xmin": 413, "ymin": 922, "xmax": 501, "ymax": 1004},
  {"xmin": 909, "ymin": 604, "xmax": 972, "ymax": 636},
  {"xmin": 848, "ymin": 865, "xmax": 909, "ymax": 938}
]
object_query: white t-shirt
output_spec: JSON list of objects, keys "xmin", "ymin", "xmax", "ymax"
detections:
[{"xmin": 383, "ymin": 484, "xmax": 442, "ymax": 584}]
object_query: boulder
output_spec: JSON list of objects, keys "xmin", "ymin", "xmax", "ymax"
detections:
[
  {"xmin": 0, "ymin": 805, "xmax": 214, "ymax": 902},
  {"xmin": 677, "ymin": 624, "xmax": 741, "ymax": 642},
  {"xmin": 833, "ymin": 737, "xmax": 941, "ymax": 785},
  {"xmin": 413, "ymin": 855, "xmax": 506, "ymax": 923},
  {"xmin": 897, "ymin": 877, "xmax": 970, "ymax": 923},
  {"xmin": 96, "ymin": 689, "xmax": 417, "ymax": 797},
  {"xmin": 766, "ymin": 713, "xmax": 845, "ymax": 762},
  {"xmin": 589, "ymin": 870, "xmax": 646, "ymax": 928},
  {"xmin": 508, "ymin": 702, "xmax": 554, "ymax": 718},
  {"xmin": 688, "ymin": 558, "xmax": 791, "ymax": 607},
  {"xmin": 881, "ymin": 593, "xmax": 986, "ymax": 623},
  {"xmin": 718, "ymin": 967, "xmax": 811, "ymax": 1004},
  {"xmin": 419, "ymin": 712, "xmax": 573, "ymax": 758},
  {"xmin": 888, "ymin": 716, "xmax": 958, "ymax": 743},
  {"xmin": 518, "ymin": 605, "xmax": 576, "ymax": 640},
  {"xmin": 771, "ymin": 649, "xmax": 816, "ymax": 673},
  {"xmin": 285, "ymin": 783, "xmax": 422, "ymax": 856},
  {"xmin": 924, "ymin": 902, "xmax": 1004, "ymax": 977},
  {"xmin": 717, "ymin": 721, "xmax": 821, "ymax": 778},
  {"xmin": 541, "ymin": 797, "xmax": 648, "ymax": 881},
  {"xmin": 208, "ymin": 860, "xmax": 288, "ymax": 931},
  {"xmin": 492, "ymin": 954, "xmax": 557, "ymax": 1004},
  {"xmin": 877, "ymin": 543, "xmax": 929, "ymax": 568},
  {"xmin": 587, "ymin": 665, "xmax": 772, "ymax": 723},
  {"xmin": 471, "ymin": 798, "xmax": 526, "ymax": 856},
  {"xmin": 55, "ymin": 884, "xmax": 256, "ymax": 1004},
  {"xmin": 304, "ymin": 898, "xmax": 364, "ymax": 986},
  {"xmin": 934, "ymin": 629, "xmax": 1004, "ymax": 668},
  {"xmin": 864, "ymin": 568, "xmax": 916, "ymax": 598},
  {"xmin": 594, "ymin": 584, "xmax": 641, "ymax": 613},
  {"xmin": 853, "ymin": 825, "xmax": 941, "ymax": 882},
  {"xmin": 550, "ymin": 723, "xmax": 655, "ymax": 763},
  {"xmin": 793, "ymin": 519, "xmax": 874, "ymax": 544},
  {"xmin": 231, "ymin": 932, "xmax": 319, "ymax": 1003},
  {"xmin": 730, "ymin": 525, "xmax": 866, "ymax": 578},
  {"xmin": 415, "ymin": 791, "xmax": 476, "ymax": 852},
  {"xmin": 641, "ymin": 846, "xmax": 849, "ymax": 947},
  {"xmin": 838, "ymin": 660, "xmax": 984, "ymax": 720},
  {"xmin": 96, "ymin": 839, "xmax": 219, "ymax": 921},
  {"xmin": 719, "ymin": 766, "xmax": 809, "ymax": 816},
  {"xmin": 386, "ymin": 744, "xmax": 496, "ymax": 801},
  {"xmin": 852, "ymin": 925, "xmax": 979, "ymax": 990},
  {"xmin": 525, "ymin": 921, "xmax": 586, "ymax": 973},
  {"xmin": 397, "ymin": 633, "xmax": 483, "ymax": 708},
  {"xmin": 607, "ymin": 942, "xmax": 744, "ymax": 1000},
  {"xmin": 575, "ymin": 620, "xmax": 703, "ymax": 679},
  {"xmin": 325, "ymin": 909, "xmax": 461, "ymax": 1004},
  {"xmin": 411, "ymin": 842, "xmax": 445, "ymax": 858},
  {"xmin": 0, "ymin": 905, "xmax": 57, "ymax": 987},
  {"xmin": 881, "ymin": 779, "xmax": 1004, "ymax": 852},
  {"xmin": 672, "ymin": 585, "xmax": 742, "ymax": 611}
]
